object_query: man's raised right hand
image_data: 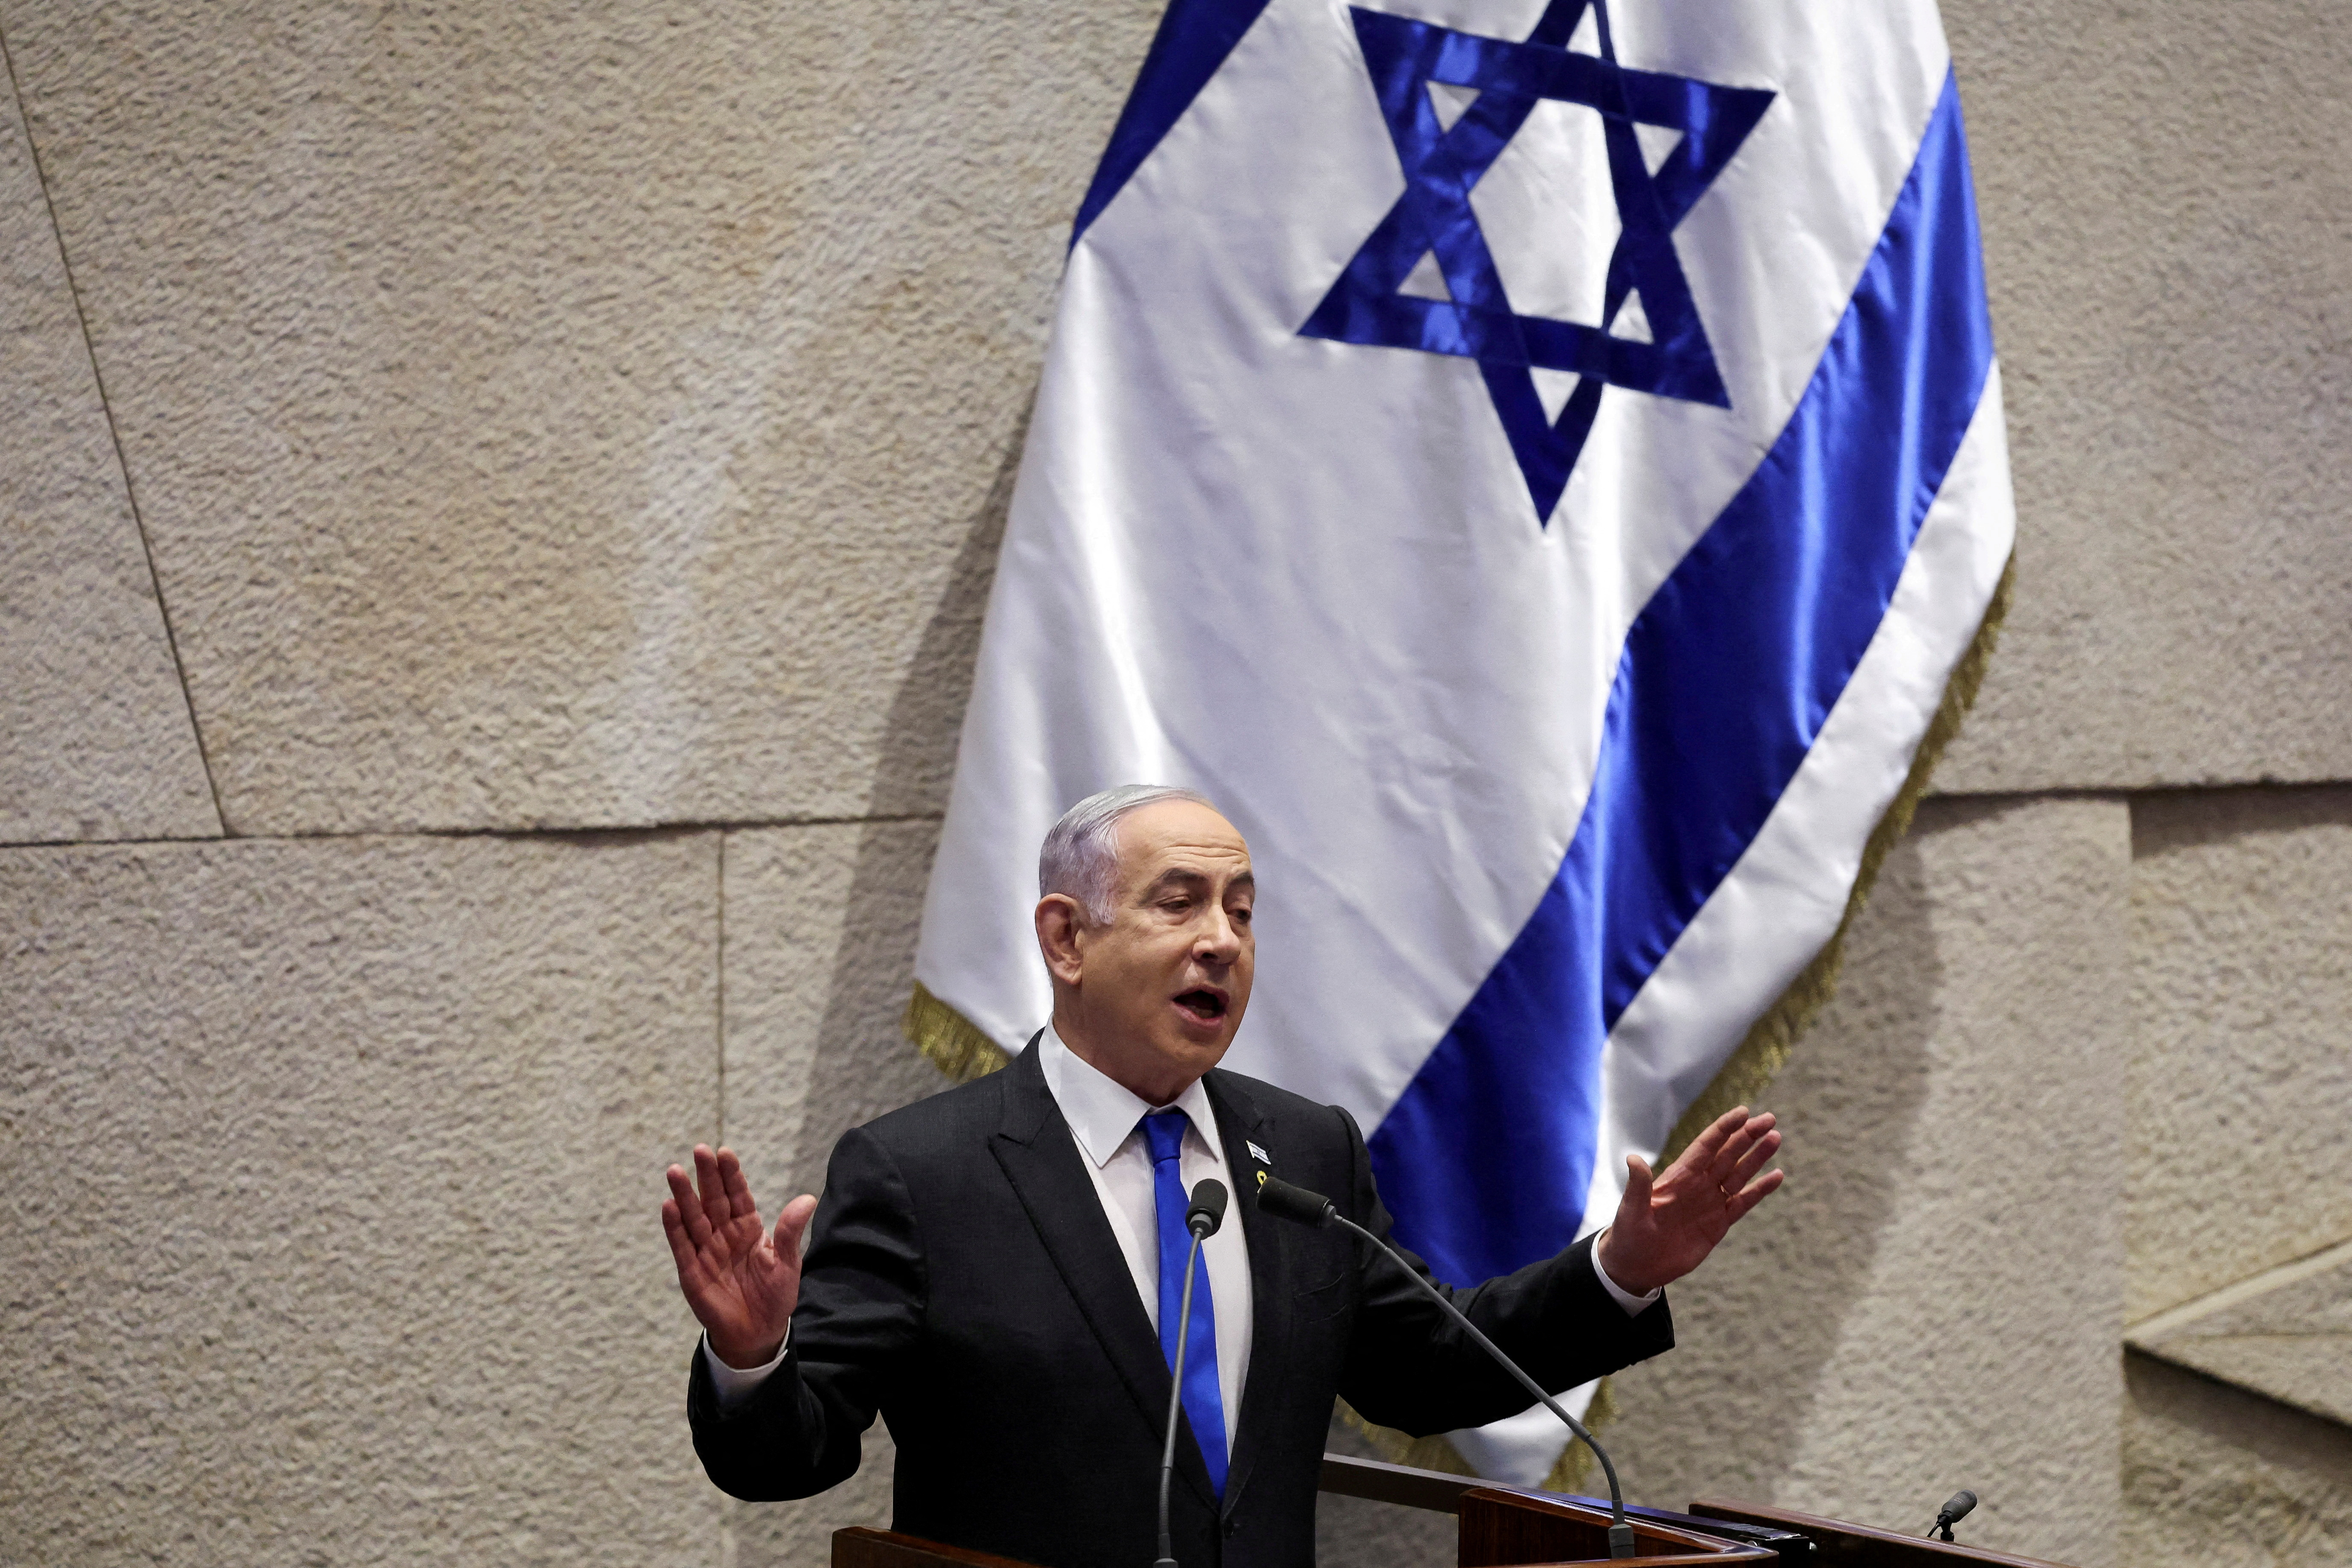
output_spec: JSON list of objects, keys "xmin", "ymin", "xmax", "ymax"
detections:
[{"xmin": 661, "ymin": 1144, "xmax": 819, "ymax": 1370}]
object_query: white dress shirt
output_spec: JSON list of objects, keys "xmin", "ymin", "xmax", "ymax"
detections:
[
  {"xmin": 702, "ymin": 1028, "xmax": 1658, "ymax": 1422},
  {"xmin": 1034, "ymin": 1024, "xmax": 1253, "ymax": 1456}
]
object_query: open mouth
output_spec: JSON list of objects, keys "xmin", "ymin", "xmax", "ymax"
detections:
[{"xmin": 1173, "ymin": 989, "xmax": 1229, "ymax": 1024}]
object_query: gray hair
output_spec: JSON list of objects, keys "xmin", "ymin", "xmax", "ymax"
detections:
[{"xmin": 1038, "ymin": 784, "xmax": 1218, "ymax": 924}]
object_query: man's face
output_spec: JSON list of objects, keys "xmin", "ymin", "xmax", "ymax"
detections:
[{"xmin": 1045, "ymin": 799, "xmax": 1256, "ymax": 1100}]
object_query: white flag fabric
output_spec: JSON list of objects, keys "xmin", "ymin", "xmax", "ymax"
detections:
[{"xmin": 911, "ymin": 0, "xmax": 2012, "ymax": 1486}]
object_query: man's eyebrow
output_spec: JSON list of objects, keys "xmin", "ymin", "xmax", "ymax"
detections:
[{"xmin": 1138, "ymin": 865, "xmax": 1253, "ymax": 898}]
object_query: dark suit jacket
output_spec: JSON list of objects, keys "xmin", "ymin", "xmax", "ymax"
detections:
[{"xmin": 688, "ymin": 1041, "xmax": 1673, "ymax": 1568}]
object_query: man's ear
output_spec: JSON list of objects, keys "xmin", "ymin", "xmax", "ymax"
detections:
[{"xmin": 1034, "ymin": 894, "xmax": 1087, "ymax": 986}]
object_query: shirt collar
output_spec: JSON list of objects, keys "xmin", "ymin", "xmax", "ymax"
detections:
[{"xmin": 1036, "ymin": 1023, "xmax": 1226, "ymax": 1170}]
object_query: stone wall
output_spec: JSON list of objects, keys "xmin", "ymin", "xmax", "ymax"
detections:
[{"xmin": 4, "ymin": 2, "xmax": 2348, "ymax": 1565}]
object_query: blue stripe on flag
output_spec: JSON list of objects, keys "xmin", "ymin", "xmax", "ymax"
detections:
[
  {"xmin": 1073, "ymin": 0, "xmax": 1274, "ymax": 246},
  {"xmin": 1368, "ymin": 71, "xmax": 1994, "ymax": 1287}
]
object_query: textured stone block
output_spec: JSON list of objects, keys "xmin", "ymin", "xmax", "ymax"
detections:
[
  {"xmin": 1603, "ymin": 797, "xmax": 2130, "ymax": 1566},
  {"xmin": 2127, "ymin": 786, "xmax": 2352, "ymax": 1323},
  {"xmin": 1934, "ymin": 0, "xmax": 2352, "ymax": 792},
  {"xmin": 0, "ymin": 47, "xmax": 216, "ymax": 844},
  {"xmin": 715, "ymin": 818, "xmax": 951, "ymax": 1560},
  {"xmin": 2124, "ymin": 1353, "xmax": 2352, "ymax": 1568},
  {"xmin": 0, "ymin": 833, "xmax": 721, "ymax": 1565},
  {"xmin": 0, "ymin": 0, "xmax": 1150, "ymax": 834},
  {"xmin": 9, "ymin": 0, "xmax": 2348, "ymax": 828}
]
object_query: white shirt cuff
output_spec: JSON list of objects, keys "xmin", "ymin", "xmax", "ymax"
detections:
[
  {"xmin": 702, "ymin": 1328, "xmax": 790, "ymax": 1409},
  {"xmin": 1590, "ymin": 1231, "xmax": 1663, "ymax": 1315}
]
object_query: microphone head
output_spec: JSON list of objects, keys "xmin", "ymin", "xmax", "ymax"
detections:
[
  {"xmin": 1938, "ymin": 1491, "xmax": 1977, "ymax": 1526},
  {"xmin": 1186, "ymin": 1178, "xmax": 1229, "ymax": 1237},
  {"xmin": 1255, "ymin": 1174, "xmax": 1336, "ymax": 1227}
]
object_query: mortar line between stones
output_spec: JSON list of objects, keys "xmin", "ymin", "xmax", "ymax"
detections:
[
  {"xmin": 0, "ymin": 19, "xmax": 230, "ymax": 837},
  {"xmin": 716, "ymin": 830, "xmax": 729, "ymax": 1147},
  {"xmin": 0, "ymin": 809, "xmax": 948, "ymax": 853}
]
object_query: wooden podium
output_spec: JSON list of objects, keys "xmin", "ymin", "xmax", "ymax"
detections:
[{"xmin": 831, "ymin": 1453, "xmax": 2079, "ymax": 1568}]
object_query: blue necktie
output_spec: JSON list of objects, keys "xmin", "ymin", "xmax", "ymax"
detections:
[{"xmin": 1141, "ymin": 1109, "xmax": 1227, "ymax": 1498}]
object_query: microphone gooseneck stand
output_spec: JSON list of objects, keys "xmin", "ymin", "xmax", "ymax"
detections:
[
  {"xmin": 1154, "ymin": 1179, "xmax": 1228, "ymax": 1568},
  {"xmin": 1256, "ymin": 1175, "xmax": 1638, "ymax": 1560}
]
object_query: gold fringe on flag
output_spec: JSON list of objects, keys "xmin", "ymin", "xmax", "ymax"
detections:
[
  {"xmin": 898, "ymin": 553, "xmax": 2013, "ymax": 1492},
  {"xmin": 904, "ymin": 980, "xmax": 1012, "ymax": 1082}
]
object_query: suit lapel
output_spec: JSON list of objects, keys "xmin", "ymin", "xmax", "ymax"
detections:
[
  {"xmin": 1206, "ymin": 1069, "xmax": 1288, "ymax": 1521},
  {"xmin": 988, "ymin": 1037, "xmax": 1217, "ymax": 1509}
]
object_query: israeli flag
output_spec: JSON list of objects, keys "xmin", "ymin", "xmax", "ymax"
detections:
[{"xmin": 910, "ymin": 0, "xmax": 2011, "ymax": 1485}]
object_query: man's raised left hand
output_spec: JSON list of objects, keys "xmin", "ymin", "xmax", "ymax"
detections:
[{"xmin": 1594, "ymin": 1107, "xmax": 1783, "ymax": 1297}]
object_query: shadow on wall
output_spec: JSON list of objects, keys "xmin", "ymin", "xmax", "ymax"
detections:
[
  {"xmin": 1600, "ymin": 812, "xmax": 1951, "ymax": 1512},
  {"xmin": 725, "ymin": 400, "xmax": 1027, "ymax": 1568},
  {"xmin": 2129, "ymin": 782, "xmax": 2352, "ymax": 859},
  {"xmin": 860, "ymin": 393, "xmax": 1032, "ymax": 823},
  {"xmin": 2124, "ymin": 1352, "xmax": 2352, "ymax": 1566},
  {"xmin": 785, "ymin": 392, "xmax": 1034, "ymax": 1199}
]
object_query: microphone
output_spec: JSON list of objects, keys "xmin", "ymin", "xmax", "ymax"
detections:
[
  {"xmin": 1255, "ymin": 1175, "xmax": 1638, "ymax": 1560},
  {"xmin": 1154, "ymin": 1178, "xmax": 1227, "ymax": 1568},
  {"xmin": 1929, "ymin": 1489, "xmax": 1977, "ymax": 1542},
  {"xmin": 1187, "ymin": 1179, "xmax": 1229, "ymax": 1239}
]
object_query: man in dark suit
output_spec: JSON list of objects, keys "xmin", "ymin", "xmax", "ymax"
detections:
[{"xmin": 662, "ymin": 785, "xmax": 1782, "ymax": 1568}]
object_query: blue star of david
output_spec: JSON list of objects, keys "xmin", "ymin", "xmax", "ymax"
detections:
[{"xmin": 1300, "ymin": 0, "xmax": 1774, "ymax": 526}]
